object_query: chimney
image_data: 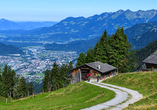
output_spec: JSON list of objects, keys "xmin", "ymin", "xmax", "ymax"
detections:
[{"xmin": 98, "ymin": 65, "xmax": 100, "ymax": 70}]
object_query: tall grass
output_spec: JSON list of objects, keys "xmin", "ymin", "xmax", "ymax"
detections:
[
  {"xmin": 0, "ymin": 81, "xmax": 115, "ymax": 110},
  {"xmin": 103, "ymin": 71, "xmax": 157, "ymax": 110}
]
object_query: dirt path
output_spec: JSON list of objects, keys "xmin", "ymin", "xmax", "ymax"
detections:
[{"xmin": 82, "ymin": 81, "xmax": 143, "ymax": 110}]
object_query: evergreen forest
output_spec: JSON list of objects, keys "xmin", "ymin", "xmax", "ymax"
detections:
[
  {"xmin": 76, "ymin": 28, "xmax": 136, "ymax": 73},
  {"xmin": 0, "ymin": 65, "xmax": 34, "ymax": 100},
  {"xmin": 42, "ymin": 61, "xmax": 73, "ymax": 92},
  {"xmin": 135, "ymin": 39, "xmax": 157, "ymax": 69}
]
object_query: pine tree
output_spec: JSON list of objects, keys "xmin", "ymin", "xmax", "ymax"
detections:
[
  {"xmin": 66, "ymin": 61, "xmax": 74, "ymax": 85},
  {"xmin": 101, "ymin": 30, "xmax": 111, "ymax": 63},
  {"xmin": 93, "ymin": 41, "xmax": 101, "ymax": 61},
  {"xmin": 8, "ymin": 68, "xmax": 16, "ymax": 97},
  {"xmin": 78, "ymin": 28, "xmax": 136, "ymax": 73},
  {"xmin": 19, "ymin": 76, "xmax": 27, "ymax": 97},
  {"xmin": 13, "ymin": 74, "xmax": 21, "ymax": 99},
  {"xmin": 59, "ymin": 64, "xmax": 68, "ymax": 88},
  {"xmin": 128, "ymin": 50, "xmax": 137, "ymax": 72},
  {"xmin": 93, "ymin": 30, "xmax": 110, "ymax": 63},
  {"xmin": 76, "ymin": 52, "xmax": 86, "ymax": 67},
  {"xmin": 27, "ymin": 82, "xmax": 34, "ymax": 96},
  {"xmin": 51, "ymin": 62, "xmax": 60, "ymax": 91},
  {"xmin": 68, "ymin": 61, "xmax": 73, "ymax": 71},
  {"xmin": 86, "ymin": 48, "xmax": 94, "ymax": 63},
  {"xmin": 109, "ymin": 27, "xmax": 131, "ymax": 73},
  {"xmin": 43, "ymin": 69, "xmax": 51, "ymax": 92},
  {"xmin": 1, "ymin": 65, "xmax": 9, "ymax": 98}
]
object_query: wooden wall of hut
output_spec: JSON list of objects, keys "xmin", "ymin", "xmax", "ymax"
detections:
[
  {"xmin": 146, "ymin": 63, "xmax": 157, "ymax": 68},
  {"xmin": 71, "ymin": 68, "xmax": 81, "ymax": 83}
]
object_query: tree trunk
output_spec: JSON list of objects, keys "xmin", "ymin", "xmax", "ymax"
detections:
[{"xmin": 28, "ymin": 91, "xmax": 29, "ymax": 97}]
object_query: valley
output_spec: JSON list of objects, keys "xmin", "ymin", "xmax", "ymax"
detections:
[
  {"xmin": 1, "ymin": 8, "xmax": 157, "ymax": 109},
  {"xmin": 0, "ymin": 46, "xmax": 78, "ymax": 93}
]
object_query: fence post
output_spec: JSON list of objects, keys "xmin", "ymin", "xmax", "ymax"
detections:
[
  {"xmin": 34, "ymin": 92, "xmax": 35, "ymax": 98},
  {"xmin": 25, "ymin": 93, "xmax": 26, "ymax": 100}
]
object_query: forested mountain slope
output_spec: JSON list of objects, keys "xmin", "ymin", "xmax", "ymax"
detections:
[
  {"xmin": 136, "ymin": 39, "xmax": 157, "ymax": 69},
  {"xmin": 125, "ymin": 20, "xmax": 157, "ymax": 39},
  {"xmin": 129, "ymin": 28, "xmax": 157, "ymax": 49},
  {"xmin": 0, "ymin": 42, "xmax": 24, "ymax": 55}
]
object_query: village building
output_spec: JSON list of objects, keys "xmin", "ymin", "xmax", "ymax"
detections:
[
  {"xmin": 142, "ymin": 51, "xmax": 157, "ymax": 71},
  {"xmin": 70, "ymin": 61, "xmax": 117, "ymax": 83}
]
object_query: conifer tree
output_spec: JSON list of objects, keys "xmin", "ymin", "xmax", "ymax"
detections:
[
  {"xmin": 68, "ymin": 61, "xmax": 73, "ymax": 71},
  {"xmin": 13, "ymin": 74, "xmax": 21, "ymax": 99},
  {"xmin": 27, "ymin": 82, "xmax": 34, "ymax": 95},
  {"xmin": 93, "ymin": 41, "xmax": 101, "ymax": 61},
  {"xmin": 76, "ymin": 52, "xmax": 86, "ymax": 67},
  {"xmin": 93, "ymin": 30, "xmax": 110, "ymax": 63},
  {"xmin": 67, "ymin": 61, "xmax": 73, "ymax": 83},
  {"xmin": 19, "ymin": 76, "xmax": 27, "ymax": 97},
  {"xmin": 78, "ymin": 28, "xmax": 136, "ymax": 73},
  {"xmin": 128, "ymin": 50, "xmax": 137, "ymax": 72},
  {"xmin": 1, "ymin": 65, "xmax": 9, "ymax": 98},
  {"xmin": 86, "ymin": 48, "xmax": 94, "ymax": 63},
  {"xmin": 59, "ymin": 64, "xmax": 68, "ymax": 87},
  {"xmin": 51, "ymin": 62, "xmax": 60, "ymax": 91},
  {"xmin": 100, "ymin": 30, "xmax": 111, "ymax": 63},
  {"xmin": 8, "ymin": 68, "xmax": 16, "ymax": 97},
  {"xmin": 109, "ymin": 27, "xmax": 131, "ymax": 73},
  {"xmin": 43, "ymin": 69, "xmax": 51, "ymax": 92}
]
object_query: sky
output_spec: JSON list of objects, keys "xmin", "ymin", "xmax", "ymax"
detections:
[{"xmin": 0, "ymin": 0, "xmax": 157, "ymax": 22}]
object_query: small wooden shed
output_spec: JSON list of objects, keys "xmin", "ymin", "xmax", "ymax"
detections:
[
  {"xmin": 142, "ymin": 51, "xmax": 157, "ymax": 71},
  {"xmin": 70, "ymin": 61, "xmax": 117, "ymax": 83}
]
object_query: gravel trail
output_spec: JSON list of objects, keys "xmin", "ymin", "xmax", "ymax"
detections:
[{"xmin": 82, "ymin": 81, "xmax": 143, "ymax": 110}]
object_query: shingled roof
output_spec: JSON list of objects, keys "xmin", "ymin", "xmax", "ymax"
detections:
[
  {"xmin": 86, "ymin": 61, "xmax": 117, "ymax": 73},
  {"xmin": 143, "ymin": 51, "xmax": 157, "ymax": 64},
  {"xmin": 72, "ymin": 61, "xmax": 117, "ymax": 74}
]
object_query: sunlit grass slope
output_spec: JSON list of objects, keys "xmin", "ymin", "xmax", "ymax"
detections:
[
  {"xmin": 0, "ymin": 96, "xmax": 12, "ymax": 104},
  {"xmin": 103, "ymin": 71, "xmax": 157, "ymax": 109},
  {"xmin": 0, "ymin": 81, "xmax": 115, "ymax": 110}
]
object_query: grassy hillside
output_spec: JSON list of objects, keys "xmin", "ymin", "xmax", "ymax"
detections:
[
  {"xmin": 103, "ymin": 71, "xmax": 157, "ymax": 109},
  {"xmin": 0, "ymin": 81, "xmax": 115, "ymax": 110},
  {"xmin": 0, "ymin": 96, "xmax": 11, "ymax": 104}
]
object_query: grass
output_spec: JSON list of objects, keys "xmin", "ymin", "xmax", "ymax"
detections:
[
  {"xmin": 102, "ymin": 71, "xmax": 157, "ymax": 110},
  {"xmin": 36, "ymin": 73, "xmax": 44, "ymax": 76},
  {"xmin": 0, "ymin": 81, "xmax": 115, "ymax": 110},
  {"xmin": 35, "ymin": 79, "xmax": 42, "ymax": 83},
  {"xmin": 25, "ymin": 73, "xmax": 30, "ymax": 75},
  {"xmin": 0, "ymin": 96, "xmax": 12, "ymax": 104}
]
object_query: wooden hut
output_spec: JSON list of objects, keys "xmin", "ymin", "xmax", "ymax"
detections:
[
  {"xmin": 70, "ymin": 61, "xmax": 117, "ymax": 83},
  {"xmin": 142, "ymin": 51, "xmax": 157, "ymax": 71}
]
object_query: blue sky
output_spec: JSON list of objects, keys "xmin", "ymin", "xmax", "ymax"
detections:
[{"xmin": 0, "ymin": 0, "xmax": 156, "ymax": 22}]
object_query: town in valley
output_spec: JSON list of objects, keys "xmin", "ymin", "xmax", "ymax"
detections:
[{"xmin": 0, "ymin": 46, "xmax": 78, "ymax": 84}]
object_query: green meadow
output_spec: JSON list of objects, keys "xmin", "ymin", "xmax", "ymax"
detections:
[
  {"xmin": 0, "ymin": 81, "xmax": 115, "ymax": 110},
  {"xmin": 103, "ymin": 71, "xmax": 157, "ymax": 109},
  {"xmin": 1, "ymin": 71, "xmax": 157, "ymax": 109}
]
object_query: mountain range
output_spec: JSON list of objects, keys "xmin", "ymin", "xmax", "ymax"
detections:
[
  {"xmin": 44, "ymin": 20, "xmax": 157, "ymax": 52},
  {"xmin": 1, "ymin": 9, "xmax": 157, "ymax": 52},
  {"xmin": 1, "ymin": 9, "xmax": 157, "ymax": 43},
  {"xmin": 0, "ymin": 18, "xmax": 57, "ymax": 30}
]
